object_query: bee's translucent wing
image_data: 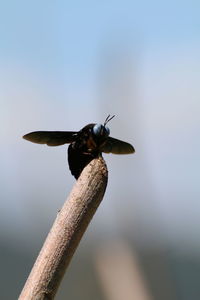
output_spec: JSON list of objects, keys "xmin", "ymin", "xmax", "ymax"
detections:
[
  {"xmin": 101, "ymin": 137, "xmax": 135, "ymax": 154},
  {"xmin": 23, "ymin": 131, "xmax": 77, "ymax": 146}
]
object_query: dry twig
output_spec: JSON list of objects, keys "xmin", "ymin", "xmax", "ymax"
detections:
[{"xmin": 19, "ymin": 156, "xmax": 108, "ymax": 300}]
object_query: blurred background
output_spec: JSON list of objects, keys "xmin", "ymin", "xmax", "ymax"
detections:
[{"xmin": 1, "ymin": 1, "xmax": 200, "ymax": 299}]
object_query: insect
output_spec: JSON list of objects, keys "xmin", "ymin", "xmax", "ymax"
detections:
[{"xmin": 23, "ymin": 115, "xmax": 135, "ymax": 179}]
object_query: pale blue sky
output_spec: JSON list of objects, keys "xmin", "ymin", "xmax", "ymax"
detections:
[
  {"xmin": 1, "ymin": 0, "xmax": 199, "ymax": 80},
  {"xmin": 1, "ymin": 1, "xmax": 200, "ymax": 251}
]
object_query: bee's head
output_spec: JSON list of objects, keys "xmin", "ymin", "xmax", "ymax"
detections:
[
  {"xmin": 92, "ymin": 115, "xmax": 115, "ymax": 140},
  {"xmin": 93, "ymin": 123, "xmax": 110, "ymax": 138}
]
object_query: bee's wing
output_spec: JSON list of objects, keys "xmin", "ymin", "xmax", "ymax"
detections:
[
  {"xmin": 101, "ymin": 137, "xmax": 135, "ymax": 154},
  {"xmin": 23, "ymin": 131, "xmax": 77, "ymax": 146}
]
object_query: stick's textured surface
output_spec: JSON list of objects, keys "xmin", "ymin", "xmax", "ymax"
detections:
[{"xmin": 19, "ymin": 157, "xmax": 108, "ymax": 300}]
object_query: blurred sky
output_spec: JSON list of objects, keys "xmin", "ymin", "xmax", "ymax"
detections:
[{"xmin": 1, "ymin": 0, "xmax": 200, "ymax": 255}]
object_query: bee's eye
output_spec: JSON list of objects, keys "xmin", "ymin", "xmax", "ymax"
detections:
[
  {"xmin": 105, "ymin": 126, "xmax": 110, "ymax": 136},
  {"xmin": 93, "ymin": 124, "xmax": 103, "ymax": 136}
]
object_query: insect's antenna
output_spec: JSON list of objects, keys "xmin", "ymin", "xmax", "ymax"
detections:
[{"xmin": 104, "ymin": 114, "xmax": 115, "ymax": 126}]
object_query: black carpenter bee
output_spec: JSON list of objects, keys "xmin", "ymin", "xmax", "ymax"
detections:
[{"xmin": 23, "ymin": 115, "xmax": 135, "ymax": 179}]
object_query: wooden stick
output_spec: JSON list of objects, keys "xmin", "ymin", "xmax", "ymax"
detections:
[{"xmin": 19, "ymin": 156, "xmax": 108, "ymax": 300}]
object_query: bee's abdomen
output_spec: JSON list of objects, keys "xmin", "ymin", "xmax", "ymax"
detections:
[{"xmin": 68, "ymin": 144, "xmax": 99, "ymax": 179}]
